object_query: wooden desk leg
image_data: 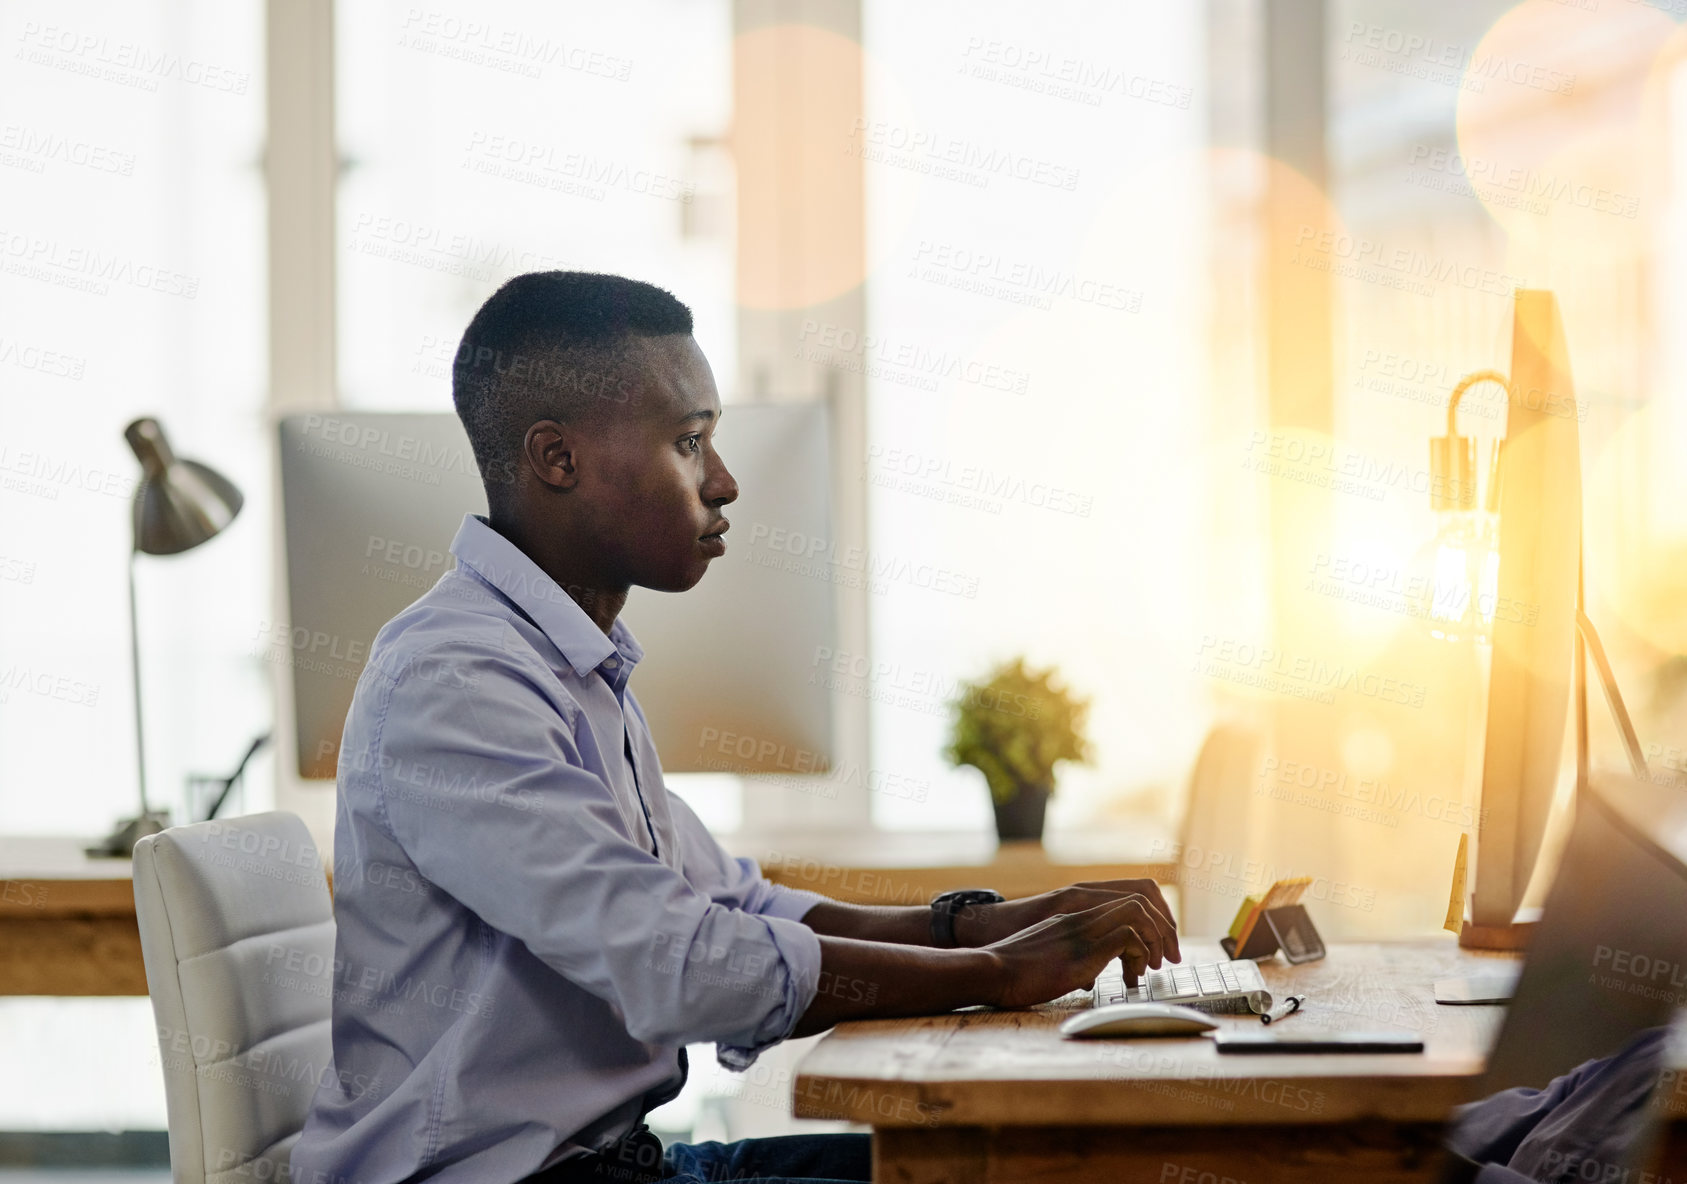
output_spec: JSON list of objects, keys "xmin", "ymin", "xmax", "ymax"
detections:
[{"xmin": 875, "ymin": 1123, "xmax": 1450, "ymax": 1184}]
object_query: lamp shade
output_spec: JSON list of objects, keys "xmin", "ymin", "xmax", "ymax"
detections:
[{"xmin": 124, "ymin": 418, "xmax": 243, "ymax": 555}]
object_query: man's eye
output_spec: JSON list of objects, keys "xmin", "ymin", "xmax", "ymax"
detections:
[{"xmin": 680, "ymin": 435, "xmax": 702, "ymax": 454}]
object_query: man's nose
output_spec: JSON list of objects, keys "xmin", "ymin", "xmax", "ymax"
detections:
[{"xmin": 705, "ymin": 452, "xmax": 738, "ymax": 507}]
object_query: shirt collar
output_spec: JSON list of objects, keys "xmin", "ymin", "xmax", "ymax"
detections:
[{"xmin": 448, "ymin": 514, "xmax": 642, "ymax": 680}]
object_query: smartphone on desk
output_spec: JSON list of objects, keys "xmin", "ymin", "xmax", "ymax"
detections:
[{"xmin": 1213, "ymin": 1029, "xmax": 1424, "ymax": 1054}]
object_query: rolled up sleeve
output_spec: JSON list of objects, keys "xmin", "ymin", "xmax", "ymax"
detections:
[
  {"xmin": 668, "ymin": 792, "xmax": 829, "ymax": 923},
  {"xmin": 368, "ymin": 644, "xmax": 819, "ymax": 1062}
]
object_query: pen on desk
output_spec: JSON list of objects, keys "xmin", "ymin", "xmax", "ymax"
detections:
[{"xmin": 1261, "ymin": 995, "xmax": 1306, "ymax": 1025}]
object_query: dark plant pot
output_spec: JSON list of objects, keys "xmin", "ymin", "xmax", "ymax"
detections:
[{"xmin": 992, "ymin": 785, "xmax": 1050, "ymax": 842}]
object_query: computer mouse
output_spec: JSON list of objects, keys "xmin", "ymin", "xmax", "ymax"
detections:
[{"xmin": 1058, "ymin": 1002, "xmax": 1220, "ymax": 1039}]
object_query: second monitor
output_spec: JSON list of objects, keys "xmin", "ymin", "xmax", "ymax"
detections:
[{"xmin": 276, "ymin": 405, "xmax": 837, "ymax": 780}]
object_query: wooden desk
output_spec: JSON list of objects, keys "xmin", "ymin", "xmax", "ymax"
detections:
[
  {"xmin": 1, "ymin": 828, "xmax": 1177, "ymax": 996},
  {"xmin": 0, "ymin": 835, "xmax": 145, "ymax": 995},
  {"xmin": 747, "ymin": 830, "xmax": 1178, "ymax": 907},
  {"xmin": 794, "ymin": 939, "xmax": 1528, "ymax": 1183}
]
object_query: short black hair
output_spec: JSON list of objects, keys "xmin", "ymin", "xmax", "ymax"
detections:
[{"xmin": 451, "ymin": 270, "xmax": 693, "ymax": 488}]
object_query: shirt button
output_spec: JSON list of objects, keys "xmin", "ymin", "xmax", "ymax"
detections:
[{"xmin": 603, "ymin": 657, "xmax": 620, "ymax": 670}]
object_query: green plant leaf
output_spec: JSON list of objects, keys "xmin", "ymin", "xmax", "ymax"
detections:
[{"xmin": 943, "ymin": 657, "xmax": 1092, "ymax": 803}]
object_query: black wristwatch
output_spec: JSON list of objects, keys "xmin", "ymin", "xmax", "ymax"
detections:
[{"xmin": 929, "ymin": 888, "xmax": 1004, "ymax": 948}]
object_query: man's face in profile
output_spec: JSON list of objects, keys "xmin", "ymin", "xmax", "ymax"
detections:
[{"xmin": 570, "ymin": 334, "xmax": 738, "ymax": 594}]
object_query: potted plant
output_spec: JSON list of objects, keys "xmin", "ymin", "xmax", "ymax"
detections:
[{"xmin": 944, "ymin": 657, "xmax": 1092, "ymax": 842}]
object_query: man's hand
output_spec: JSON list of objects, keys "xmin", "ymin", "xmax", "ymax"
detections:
[
  {"xmin": 955, "ymin": 880, "xmax": 1180, "ymax": 983},
  {"xmin": 984, "ymin": 897, "xmax": 1177, "ymax": 1008},
  {"xmin": 795, "ymin": 895, "xmax": 1180, "ymax": 1034}
]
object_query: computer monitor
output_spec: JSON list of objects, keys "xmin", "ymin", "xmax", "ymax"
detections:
[
  {"xmin": 276, "ymin": 406, "xmax": 836, "ymax": 780},
  {"xmin": 1467, "ymin": 290, "xmax": 1584, "ymax": 932}
]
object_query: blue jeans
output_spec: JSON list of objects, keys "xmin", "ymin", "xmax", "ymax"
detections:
[{"xmin": 659, "ymin": 1134, "xmax": 871, "ymax": 1183}]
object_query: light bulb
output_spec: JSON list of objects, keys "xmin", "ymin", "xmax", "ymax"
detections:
[{"xmin": 1422, "ymin": 509, "xmax": 1500, "ymax": 642}]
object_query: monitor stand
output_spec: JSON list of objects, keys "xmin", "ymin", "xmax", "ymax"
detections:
[{"xmin": 1456, "ymin": 906, "xmax": 1540, "ymax": 953}]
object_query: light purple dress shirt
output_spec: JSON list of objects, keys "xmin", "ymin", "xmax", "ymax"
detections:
[{"xmin": 291, "ymin": 514, "xmax": 826, "ymax": 1184}]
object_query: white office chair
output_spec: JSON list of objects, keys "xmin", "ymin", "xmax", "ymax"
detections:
[
  {"xmin": 133, "ymin": 811, "xmax": 336, "ymax": 1183},
  {"xmin": 1176, "ymin": 722, "xmax": 1266, "ymax": 936}
]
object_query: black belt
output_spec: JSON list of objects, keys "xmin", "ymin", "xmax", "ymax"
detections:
[{"xmin": 519, "ymin": 1123, "xmax": 665, "ymax": 1184}]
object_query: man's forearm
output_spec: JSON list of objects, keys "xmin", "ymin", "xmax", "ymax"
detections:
[
  {"xmin": 791, "ymin": 934, "xmax": 1001, "ymax": 1036},
  {"xmin": 800, "ymin": 900, "xmax": 934, "ymax": 946}
]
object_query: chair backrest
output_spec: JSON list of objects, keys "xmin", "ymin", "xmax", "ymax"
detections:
[
  {"xmin": 1176, "ymin": 722, "xmax": 1266, "ymax": 936},
  {"xmin": 133, "ymin": 812, "xmax": 335, "ymax": 1183}
]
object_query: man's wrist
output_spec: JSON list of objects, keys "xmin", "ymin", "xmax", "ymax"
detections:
[
  {"xmin": 951, "ymin": 900, "xmax": 998, "ymax": 948},
  {"xmin": 930, "ymin": 888, "xmax": 1005, "ymax": 948},
  {"xmin": 944, "ymin": 946, "xmax": 1008, "ymax": 1008}
]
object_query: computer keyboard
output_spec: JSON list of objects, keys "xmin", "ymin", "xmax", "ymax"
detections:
[{"xmin": 1092, "ymin": 958, "xmax": 1272, "ymax": 1015}]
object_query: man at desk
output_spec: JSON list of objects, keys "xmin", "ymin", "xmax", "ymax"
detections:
[{"xmin": 291, "ymin": 271, "xmax": 1180, "ymax": 1184}]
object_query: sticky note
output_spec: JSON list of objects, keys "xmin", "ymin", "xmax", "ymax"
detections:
[
  {"xmin": 1228, "ymin": 894, "xmax": 1262, "ymax": 942},
  {"xmin": 1444, "ymin": 833, "xmax": 1469, "ymax": 935}
]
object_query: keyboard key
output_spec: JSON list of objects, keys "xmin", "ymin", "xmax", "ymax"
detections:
[{"xmin": 1196, "ymin": 966, "xmax": 1222, "ymax": 995}]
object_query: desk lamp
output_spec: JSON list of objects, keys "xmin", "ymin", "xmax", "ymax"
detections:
[
  {"xmin": 1423, "ymin": 371, "xmax": 1505, "ymax": 643},
  {"xmin": 89, "ymin": 418, "xmax": 243, "ymax": 857}
]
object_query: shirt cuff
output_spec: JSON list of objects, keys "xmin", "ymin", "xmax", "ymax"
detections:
[
  {"xmin": 756, "ymin": 882, "xmax": 828, "ymax": 923},
  {"xmin": 715, "ymin": 913, "xmax": 822, "ymax": 1072}
]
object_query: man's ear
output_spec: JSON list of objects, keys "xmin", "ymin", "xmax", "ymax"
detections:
[{"xmin": 522, "ymin": 420, "xmax": 580, "ymax": 492}]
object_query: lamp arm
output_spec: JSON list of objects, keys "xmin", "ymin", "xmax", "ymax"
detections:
[
  {"xmin": 1575, "ymin": 607, "xmax": 1649, "ymax": 780},
  {"xmin": 129, "ymin": 549, "xmax": 149, "ymax": 815},
  {"xmin": 1446, "ymin": 369, "xmax": 1510, "ymax": 437}
]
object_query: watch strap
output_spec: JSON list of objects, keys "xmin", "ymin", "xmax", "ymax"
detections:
[{"xmin": 930, "ymin": 888, "xmax": 1004, "ymax": 948}]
